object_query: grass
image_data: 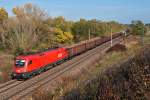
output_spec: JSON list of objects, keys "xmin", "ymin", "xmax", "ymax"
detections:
[{"xmin": 96, "ymin": 46, "xmax": 150, "ymax": 99}]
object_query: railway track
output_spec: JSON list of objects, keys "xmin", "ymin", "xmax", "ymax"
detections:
[
  {"xmin": 0, "ymin": 80, "xmax": 17, "ymax": 89},
  {"xmin": 0, "ymin": 37, "xmax": 123, "ymax": 100},
  {"xmin": 0, "ymin": 81, "xmax": 23, "ymax": 94}
]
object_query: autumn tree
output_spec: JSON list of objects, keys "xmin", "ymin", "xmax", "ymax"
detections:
[
  {"xmin": 53, "ymin": 28, "xmax": 73, "ymax": 44},
  {"xmin": 0, "ymin": 3, "xmax": 126, "ymax": 55},
  {"xmin": 9, "ymin": 3, "xmax": 51, "ymax": 54},
  {"xmin": 0, "ymin": 8, "xmax": 8, "ymax": 49},
  {"xmin": 46, "ymin": 16, "xmax": 73, "ymax": 32},
  {"xmin": 0, "ymin": 8, "xmax": 8, "ymax": 22},
  {"xmin": 72, "ymin": 19, "xmax": 106, "ymax": 41}
]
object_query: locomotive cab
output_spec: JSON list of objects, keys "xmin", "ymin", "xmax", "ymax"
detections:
[
  {"xmin": 11, "ymin": 58, "xmax": 29, "ymax": 79},
  {"xmin": 15, "ymin": 59, "xmax": 27, "ymax": 73}
]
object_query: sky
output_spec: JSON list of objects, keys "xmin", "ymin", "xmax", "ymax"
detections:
[{"xmin": 0, "ymin": 0, "xmax": 149, "ymax": 24}]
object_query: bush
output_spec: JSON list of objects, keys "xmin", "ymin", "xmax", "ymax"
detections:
[{"xmin": 96, "ymin": 46, "xmax": 150, "ymax": 100}]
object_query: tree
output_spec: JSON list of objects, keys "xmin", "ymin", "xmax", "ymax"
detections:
[
  {"xmin": 0, "ymin": 3, "xmax": 67, "ymax": 54},
  {"xmin": 54, "ymin": 28, "xmax": 73, "ymax": 44},
  {"xmin": 12, "ymin": 3, "xmax": 47, "ymax": 20},
  {"xmin": 4, "ymin": 18, "xmax": 38, "ymax": 54},
  {"xmin": 9, "ymin": 3, "xmax": 51, "ymax": 53},
  {"xmin": 51, "ymin": 16, "xmax": 73, "ymax": 32},
  {"xmin": 0, "ymin": 3, "xmax": 126, "ymax": 54},
  {"xmin": 131, "ymin": 20, "xmax": 147, "ymax": 45},
  {"xmin": 0, "ymin": 8, "xmax": 8, "ymax": 48},
  {"xmin": 12, "ymin": 3, "xmax": 49, "ymax": 41},
  {"xmin": 87, "ymin": 19, "xmax": 104, "ymax": 36},
  {"xmin": 71, "ymin": 18, "xmax": 87, "ymax": 41},
  {"xmin": 131, "ymin": 20, "xmax": 147, "ymax": 36},
  {"xmin": 0, "ymin": 8, "xmax": 8, "ymax": 22},
  {"xmin": 72, "ymin": 19, "xmax": 105, "ymax": 41}
]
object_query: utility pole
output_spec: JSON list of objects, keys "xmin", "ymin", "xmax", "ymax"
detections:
[
  {"xmin": 111, "ymin": 28, "xmax": 112, "ymax": 47},
  {"xmin": 123, "ymin": 31, "xmax": 126, "ymax": 45},
  {"xmin": 141, "ymin": 26, "xmax": 144, "ymax": 46},
  {"xmin": 88, "ymin": 29, "xmax": 91, "ymax": 40}
]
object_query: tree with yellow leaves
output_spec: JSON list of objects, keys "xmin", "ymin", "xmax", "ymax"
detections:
[
  {"xmin": 54, "ymin": 28, "xmax": 73, "ymax": 44},
  {"xmin": 0, "ymin": 8, "xmax": 8, "ymax": 22}
]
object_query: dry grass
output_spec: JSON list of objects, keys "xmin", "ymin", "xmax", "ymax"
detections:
[
  {"xmin": 0, "ymin": 51, "xmax": 14, "ymax": 83},
  {"xmin": 144, "ymin": 35, "xmax": 150, "ymax": 44},
  {"xmin": 96, "ymin": 46, "xmax": 150, "ymax": 100},
  {"xmin": 31, "ymin": 88, "xmax": 54, "ymax": 100}
]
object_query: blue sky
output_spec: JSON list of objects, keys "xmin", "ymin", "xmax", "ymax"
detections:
[{"xmin": 0, "ymin": 0, "xmax": 149, "ymax": 24}]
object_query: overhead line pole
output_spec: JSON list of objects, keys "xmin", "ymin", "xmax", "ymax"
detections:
[
  {"xmin": 111, "ymin": 28, "xmax": 112, "ymax": 47},
  {"xmin": 89, "ymin": 29, "xmax": 91, "ymax": 40}
]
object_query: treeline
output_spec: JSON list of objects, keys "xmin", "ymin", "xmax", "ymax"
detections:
[
  {"xmin": 129, "ymin": 20, "xmax": 147, "ymax": 36},
  {"xmin": 0, "ymin": 3, "xmax": 126, "ymax": 55}
]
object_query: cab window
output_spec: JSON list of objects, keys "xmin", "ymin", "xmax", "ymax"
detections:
[
  {"xmin": 28, "ymin": 60, "xmax": 32, "ymax": 65},
  {"xmin": 15, "ymin": 60, "xmax": 26, "ymax": 67}
]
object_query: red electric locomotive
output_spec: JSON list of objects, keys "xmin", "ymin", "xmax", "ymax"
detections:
[{"xmin": 11, "ymin": 47, "xmax": 68, "ymax": 79}]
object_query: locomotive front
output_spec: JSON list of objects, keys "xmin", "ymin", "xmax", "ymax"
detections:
[{"xmin": 11, "ymin": 56, "xmax": 29, "ymax": 79}]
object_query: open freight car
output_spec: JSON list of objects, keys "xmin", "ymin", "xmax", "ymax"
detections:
[{"xmin": 66, "ymin": 32, "xmax": 122, "ymax": 58}]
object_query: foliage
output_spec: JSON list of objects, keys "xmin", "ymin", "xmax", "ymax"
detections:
[
  {"xmin": 131, "ymin": 20, "xmax": 147, "ymax": 35},
  {"xmin": 0, "ymin": 8, "xmax": 8, "ymax": 48},
  {"xmin": 0, "ymin": 8, "xmax": 8, "ymax": 22},
  {"xmin": 71, "ymin": 19, "xmax": 87, "ymax": 41},
  {"xmin": 6, "ymin": 18, "xmax": 38, "ymax": 54},
  {"xmin": 12, "ymin": 3, "xmax": 47, "ymax": 20},
  {"xmin": 0, "ymin": 3, "xmax": 53, "ymax": 54},
  {"xmin": 0, "ymin": 3, "xmax": 126, "ymax": 55},
  {"xmin": 54, "ymin": 28, "xmax": 73, "ymax": 44},
  {"xmin": 54, "ymin": 16, "xmax": 72, "ymax": 32},
  {"xmin": 72, "ymin": 19, "xmax": 126, "ymax": 42},
  {"xmin": 71, "ymin": 19, "xmax": 104, "ymax": 42},
  {"xmin": 96, "ymin": 47, "xmax": 150, "ymax": 100}
]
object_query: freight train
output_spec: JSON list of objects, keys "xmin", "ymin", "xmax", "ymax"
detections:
[{"xmin": 11, "ymin": 32, "xmax": 123, "ymax": 79}]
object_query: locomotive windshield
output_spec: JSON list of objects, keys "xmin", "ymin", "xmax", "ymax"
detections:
[{"xmin": 15, "ymin": 60, "xmax": 26, "ymax": 67}]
